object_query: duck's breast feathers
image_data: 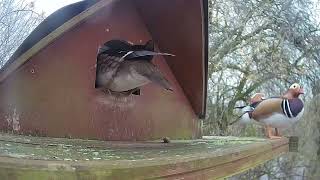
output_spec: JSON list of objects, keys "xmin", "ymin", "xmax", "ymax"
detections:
[
  {"xmin": 251, "ymin": 97, "xmax": 304, "ymax": 121},
  {"xmin": 284, "ymin": 98, "xmax": 304, "ymax": 118}
]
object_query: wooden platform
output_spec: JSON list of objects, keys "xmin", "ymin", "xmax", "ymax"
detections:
[{"xmin": 0, "ymin": 133, "xmax": 288, "ymax": 180}]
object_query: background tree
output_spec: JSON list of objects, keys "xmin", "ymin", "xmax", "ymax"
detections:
[
  {"xmin": 207, "ymin": 0, "xmax": 320, "ymax": 178},
  {"xmin": 206, "ymin": 0, "xmax": 320, "ymax": 135},
  {"xmin": 0, "ymin": 0, "xmax": 44, "ymax": 67}
]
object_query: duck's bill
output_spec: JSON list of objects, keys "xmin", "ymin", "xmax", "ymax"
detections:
[
  {"xmin": 127, "ymin": 51, "xmax": 175, "ymax": 59},
  {"xmin": 299, "ymin": 88, "xmax": 304, "ymax": 94}
]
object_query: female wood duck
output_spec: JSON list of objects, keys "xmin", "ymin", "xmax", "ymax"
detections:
[
  {"xmin": 239, "ymin": 83, "xmax": 304, "ymax": 139},
  {"xmin": 95, "ymin": 40, "xmax": 174, "ymax": 94}
]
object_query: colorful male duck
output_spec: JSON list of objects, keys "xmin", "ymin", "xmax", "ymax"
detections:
[{"xmin": 239, "ymin": 83, "xmax": 304, "ymax": 139}]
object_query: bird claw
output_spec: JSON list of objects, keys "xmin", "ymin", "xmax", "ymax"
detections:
[{"xmin": 102, "ymin": 89, "xmax": 112, "ymax": 95}]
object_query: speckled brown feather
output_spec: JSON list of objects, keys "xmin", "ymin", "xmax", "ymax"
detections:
[
  {"xmin": 95, "ymin": 54, "xmax": 124, "ymax": 88},
  {"xmin": 95, "ymin": 40, "xmax": 174, "ymax": 92},
  {"xmin": 125, "ymin": 60, "xmax": 172, "ymax": 91}
]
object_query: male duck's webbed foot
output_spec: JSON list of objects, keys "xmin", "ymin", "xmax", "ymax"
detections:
[
  {"xmin": 275, "ymin": 128, "xmax": 281, "ymax": 136},
  {"xmin": 265, "ymin": 126, "xmax": 282, "ymax": 139}
]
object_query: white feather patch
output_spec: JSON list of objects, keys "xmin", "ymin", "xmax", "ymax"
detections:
[
  {"xmin": 239, "ymin": 113, "xmax": 260, "ymax": 125},
  {"xmin": 260, "ymin": 108, "xmax": 304, "ymax": 129}
]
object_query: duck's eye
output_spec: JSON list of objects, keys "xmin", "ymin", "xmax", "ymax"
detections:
[{"xmin": 290, "ymin": 83, "xmax": 300, "ymax": 89}]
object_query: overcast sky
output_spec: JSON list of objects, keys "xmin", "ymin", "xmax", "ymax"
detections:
[
  {"xmin": 27, "ymin": 0, "xmax": 82, "ymax": 16},
  {"xmin": 28, "ymin": 0, "xmax": 320, "ymax": 21}
]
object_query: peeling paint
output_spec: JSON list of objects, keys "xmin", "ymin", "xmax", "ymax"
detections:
[{"xmin": 5, "ymin": 108, "xmax": 21, "ymax": 132}]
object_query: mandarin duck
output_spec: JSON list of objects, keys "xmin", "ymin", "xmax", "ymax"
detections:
[
  {"xmin": 95, "ymin": 40, "xmax": 174, "ymax": 95},
  {"xmin": 237, "ymin": 83, "xmax": 304, "ymax": 139}
]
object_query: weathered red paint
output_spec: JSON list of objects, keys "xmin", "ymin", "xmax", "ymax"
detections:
[
  {"xmin": 0, "ymin": 0, "xmax": 206, "ymax": 140},
  {"xmin": 134, "ymin": 0, "xmax": 207, "ymax": 118}
]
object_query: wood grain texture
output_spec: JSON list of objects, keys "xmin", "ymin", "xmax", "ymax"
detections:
[{"xmin": 0, "ymin": 134, "xmax": 289, "ymax": 180}]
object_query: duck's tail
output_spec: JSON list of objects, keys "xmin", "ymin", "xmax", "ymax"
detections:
[{"xmin": 229, "ymin": 106, "xmax": 255, "ymax": 125}]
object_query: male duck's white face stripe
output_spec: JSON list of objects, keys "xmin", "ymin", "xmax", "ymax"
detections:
[
  {"xmin": 282, "ymin": 100, "xmax": 288, "ymax": 117},
  {"xmin": 282, "ymin": 99, "xmax": 293, "ymax": 118},
  {"xmin": 286, "ymin": 100, "xmax": 294, "ymax": 118}
]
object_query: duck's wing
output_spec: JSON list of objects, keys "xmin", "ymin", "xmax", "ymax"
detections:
[
  {"xmin": 244, "ymin": 95, "xmax": 282, "ymax": 109},
  {"xmin": 235, "ymin": 93, "xmax": 265, "ymax": 110},
  {"xmin": 251, "ymin": 98, "xmax": 284, "ymax": 120},
  {"xmin": 126, "ymin": 51, "xmax": 175, "ymax": 60},
  {"xmin": 128, "ymin": 40, "xmax": 174, "ymax": 60},
  {"xmin": 132, "ymin": 61, "xmax": 172, "ymax": 91}
]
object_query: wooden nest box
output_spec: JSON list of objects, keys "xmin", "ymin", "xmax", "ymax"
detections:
[{"xmin": 0, "ymin": 0, "xmax": 208, "ymax": 141}]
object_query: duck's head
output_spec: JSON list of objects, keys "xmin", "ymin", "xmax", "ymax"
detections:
[{"xmin": 284, "ymin": 83, "xmax": 304, "ymax": 98}]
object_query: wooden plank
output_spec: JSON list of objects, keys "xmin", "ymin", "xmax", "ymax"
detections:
[
  {"xmin": 0, "ymin": 0, "xmax": 114, "ymax": 83},
  {"xmin": 163, "ymin": 142, "xmax": 288, "ymax": 180},
  {"xmin": 270, "ymin": 138, "xmax": 289, "ymax": 149},
  {"xmin": 0, "ymin": 134, "xmax": 289, "ymax": 179}
]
